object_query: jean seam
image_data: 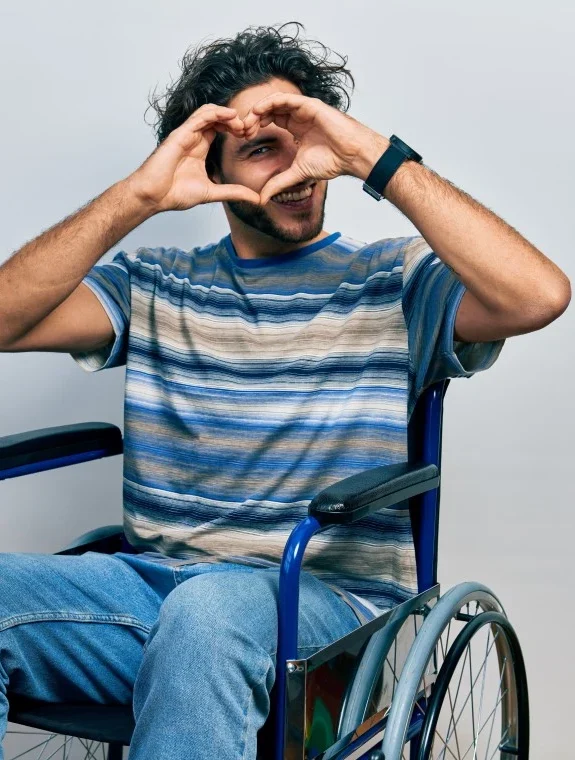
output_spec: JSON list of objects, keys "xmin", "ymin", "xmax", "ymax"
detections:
[
  {"xmin": 240, "ymin": 648, "xmax": 273, "ymax": 760},
  {"xmin": 0, "ymin": 611, "xmax": 152, "ymax": 634}
]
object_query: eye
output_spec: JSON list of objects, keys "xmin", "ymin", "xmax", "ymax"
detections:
[{"xmin": 250, "ymin": 146, "xmax": 270, "ymax": 157}]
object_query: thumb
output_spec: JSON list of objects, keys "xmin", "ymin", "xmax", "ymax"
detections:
[
  {"xmin": 259, "ymin": 168, "xmax": 306, "ymax": 206},
  {"xmin": 207, "ymin": 183, "xmax": 262, "ymax": 205}
]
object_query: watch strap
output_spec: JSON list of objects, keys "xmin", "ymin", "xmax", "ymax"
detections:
[{"xmin": 362, "ymin": 135, "xmax": 422, "ymax": 201}]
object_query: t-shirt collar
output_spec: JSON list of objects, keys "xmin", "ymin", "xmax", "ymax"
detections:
[{"xmin": 223, "ymin": 232, "xmax": 341, "ymax": 268}]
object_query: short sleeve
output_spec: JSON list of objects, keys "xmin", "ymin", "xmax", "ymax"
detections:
[
  {"xmin": 402, "ymin": 236, "xmax": 505, "ymax": 412},
  {"xmin": 70, "ymin": 250, "xmax": 131, "ymax": 372}
]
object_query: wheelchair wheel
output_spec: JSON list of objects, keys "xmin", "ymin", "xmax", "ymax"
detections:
[
  {"xmin": 378, "ymin": 582, "xmax": 529, "ymax": 760},
  {"xmin": 4, "ymin": 726, "xmax": 122, "ymax": 759},
  {"xmin": 416, "ymin": 610, "xmax": 528, "ymax": 759}
]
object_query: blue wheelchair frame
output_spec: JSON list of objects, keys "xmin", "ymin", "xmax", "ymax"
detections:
[{"xmin": 0, "ymin": 378, "xmax": 449, "ymax": 759}]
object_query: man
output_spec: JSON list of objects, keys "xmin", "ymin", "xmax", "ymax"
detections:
[{"xmin": 0, "ymin": 21, "xmax": 570, "ymax": 760}]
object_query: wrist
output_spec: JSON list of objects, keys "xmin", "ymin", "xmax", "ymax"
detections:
[
  {"xmin": 352, "ymin": 134, "xmax": 391, "ymax": 182},
  {"xmin": 118, "ymin": 175, "xmax": 165, "ymax": 220}
]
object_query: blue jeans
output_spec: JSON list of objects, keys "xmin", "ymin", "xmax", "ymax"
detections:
[{"xmin": 0, "ymin": 550, "xmax": 364, "ymax": 759}]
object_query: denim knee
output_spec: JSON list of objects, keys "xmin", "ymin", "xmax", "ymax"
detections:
[{"xmin": 146, "ymin": 571, "xmax": 280, "ymax": 660}]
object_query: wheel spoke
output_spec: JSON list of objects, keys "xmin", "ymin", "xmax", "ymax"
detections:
[
  {"xmin": 437, "ymin": 630, "xmax": 505, "ymax": 760},
  {"xmin": 35, "ymin": 732, "xmax": 56, "ymax": 760},
  {"xmin": 452, "ymin": 688, "xmax": 509, "ymax": 760},
  {"xmin": 6, "ymin": 732, "xmax": 113, "ymax": 760},
  {"xmin": 472, "ymin": 629, "xmax": 492, "ymax": 760},
  {"xmin": 444, "ymin": 631, "xmax": 499, "ymax": 744},
  {"xmin": 442, "ymin": 644, "xmax": 471, "ymax": 749},
  {"xmin": 467, "ymin": 642, "xmax": 477, "ymax": 757},
  {"xmin": 484, "ymin": 659, "xmax": 508, "ymax": 760},
  {"xmin": 39, "ymin": 736, "xmax": 73, "ymax": 760},
  {"xmin": 77, "ymin": 737, "xmax": 104, "ymax": 760},
  {"xmin": 434, "ymin": 729, "xmax": 461, "ymax": 760},
  {"xmin": 8, "ymin": 734, "xmax": 58, "ymax": 760},
  {"xmin": 440, "ymin": 628, "xmax": 465, "ymax": 758},
  {"xmin": 487, "ymin": 726, "xmax": 509, "ymax": 760},
  {"xmin": 385, "ymin": 653, "xmax": 399, "ymax": 688},
  {"xmin": 439, "ymin": 603, "xmax": 487, "ymax": 757},
  {"xmin": 423, "ymin": 623, "xmax": 476, "ymax": 758}
]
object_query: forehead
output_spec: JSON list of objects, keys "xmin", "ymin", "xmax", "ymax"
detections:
[{"xmin": 227, "ymin": 76, "xmax": 302, "ymax": 119}]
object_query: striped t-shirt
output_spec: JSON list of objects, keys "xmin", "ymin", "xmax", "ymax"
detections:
[{"xmin": 71, "ymin": 231, "xmax": 504, "ymax": 616}]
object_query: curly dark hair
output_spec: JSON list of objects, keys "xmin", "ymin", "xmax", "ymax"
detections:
[{"xmin": 145, "ymin": 21, "xmax": 355, "ymax": 178}]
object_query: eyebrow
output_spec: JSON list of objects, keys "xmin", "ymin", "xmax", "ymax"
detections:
[{"xmin": 234, "ymin": 136, "xmax": 279, "ymax": 158}]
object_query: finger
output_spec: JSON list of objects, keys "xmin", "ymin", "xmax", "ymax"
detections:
[
  {"xmin": 243, "ymin": 93, "xmax": 311, "ymax": 137},
  {"xmin": 243, "ymin": 113, "xmax": 292, "ymax": 140},
  {"xmin": 259, "ymin": 167, "xmax": 307, "ymax": 206},
  {"xmin": 212, "ymin": 119, "xmax": 246, "ymax": 135},
  {"xmin": 186, "ymin": 104, "xmax": 237, "ymax": 127},
  {"xmin": 242, "ymin": 117, "xmax": 269, "ymax": 140},
  {"xmin": 196, "ymin": 111, "xmax": 245, "ymax": 133},
  {"xmin": 174, "ymin": 107, "xmax": 244, "ymax": 145},
  {"xmin": 208, "ymin": 183, "xmax": 261, "ymax": 205},
  {"xmin": 260, "ymin": 114, "xmax": 289, "ymax": 130},
  {"xmin": 244, "ymin": 92, "xmax": 315, "ymax": 127},
  {"xmin": 248, "ymin": 92, "xmax": 307, "ymax": 121}
]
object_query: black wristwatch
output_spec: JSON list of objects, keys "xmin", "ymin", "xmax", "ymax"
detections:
[{"xmin": 362, "ymin": 134, "xmax": 423, "ymax": 201}]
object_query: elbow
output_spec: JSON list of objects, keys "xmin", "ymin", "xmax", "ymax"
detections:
[
  {"xmin": 549, "ymin": 275, "xmax": 571, "ymax": 320},
  {"xmin": 530, "ymin": 276, "xmax": 571, "ymax": 329}
]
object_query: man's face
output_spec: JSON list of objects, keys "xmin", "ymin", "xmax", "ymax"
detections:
[{"xmin": 212, "ymin": 77, "xmax": 328, "ymax": 245}]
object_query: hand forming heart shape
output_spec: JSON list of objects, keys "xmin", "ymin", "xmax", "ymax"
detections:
[
  {"xmin": 239, "ymin": 92, "xmax": 390, "ymax": 205},
  {"xmin": 127, "ymin": 96, "xmax": 389, "ymax": 213}
]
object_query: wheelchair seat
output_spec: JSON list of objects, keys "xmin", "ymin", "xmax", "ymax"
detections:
[{"xmin": 8, "ymin": 697, "xmax": 134, "ymax": 746}]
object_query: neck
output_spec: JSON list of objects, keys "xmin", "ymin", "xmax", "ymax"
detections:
[{"xmin": 226, "ymin": 220, "xmax": 332, "ymax": 261}]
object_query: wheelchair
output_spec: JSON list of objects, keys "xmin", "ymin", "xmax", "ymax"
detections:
[{"xmin": 0, "ymin": 378, "xmax": 529, "ymax": 759}]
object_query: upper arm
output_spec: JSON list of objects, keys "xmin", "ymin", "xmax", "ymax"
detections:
[{"xmin": 1, "ymin": 282, "xmax": 115, "ymax": 354}]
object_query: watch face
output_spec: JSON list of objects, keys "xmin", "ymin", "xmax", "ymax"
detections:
[{"xmin": 390, "ymin": 134, "xmax": 422, "ymax": 162}]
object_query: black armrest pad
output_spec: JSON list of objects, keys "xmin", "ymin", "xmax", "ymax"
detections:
[
  {"xmin": 0, "ymin": 422, "xmax": 123, "ymax": 471},
  {"xmin": 308, "ymin": 461, "xmax": 439, "ymax": 525}
]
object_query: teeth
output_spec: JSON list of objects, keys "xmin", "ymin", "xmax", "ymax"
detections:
[{"xmin": 272, "ymin": 186, "xmax": 313, "ymax": 203}]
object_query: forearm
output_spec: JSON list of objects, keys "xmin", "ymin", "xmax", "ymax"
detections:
[
  {"xmin": 355, "ymin": 138, "xmax": 571, "ymax": 319},
  {"xmin": 0, "ymin": 178, "xmax": 155, "ymax": 345}
]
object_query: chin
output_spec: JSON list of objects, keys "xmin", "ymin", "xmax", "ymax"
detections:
[{"xmin": 227, "ymin": 193, "xmax": 325, "ymax": 244}]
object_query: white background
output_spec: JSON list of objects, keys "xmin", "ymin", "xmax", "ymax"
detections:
[{"xmin": 0, "ymin": 1, "xmax": 573, "ymax": 756}]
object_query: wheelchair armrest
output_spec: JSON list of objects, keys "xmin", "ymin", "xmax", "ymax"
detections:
[
  {"xmin": 0, "ymin": 422, "xmax": 123, "ymax": 480},
  {"xmin": 56, "ymin": 525, "xmax": 125, "ymax": 556},
  {"xmin": 308, "ymin": 461, "xmax": 439, "ymax": 525}
]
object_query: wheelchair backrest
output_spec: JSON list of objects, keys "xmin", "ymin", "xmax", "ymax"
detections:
[{"xmin": 407, "ymin": 378, "xmax": 450, "ymax": 592}]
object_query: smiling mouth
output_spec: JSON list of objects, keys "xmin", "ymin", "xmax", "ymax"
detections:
[{"xmin": 271, "ymin": 183, "xmax": 316, "ymax": 207}]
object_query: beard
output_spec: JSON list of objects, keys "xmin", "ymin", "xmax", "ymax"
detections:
[{"xmin": 218, "ymin": 169, "xmax": 327, "ymax": 245}]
